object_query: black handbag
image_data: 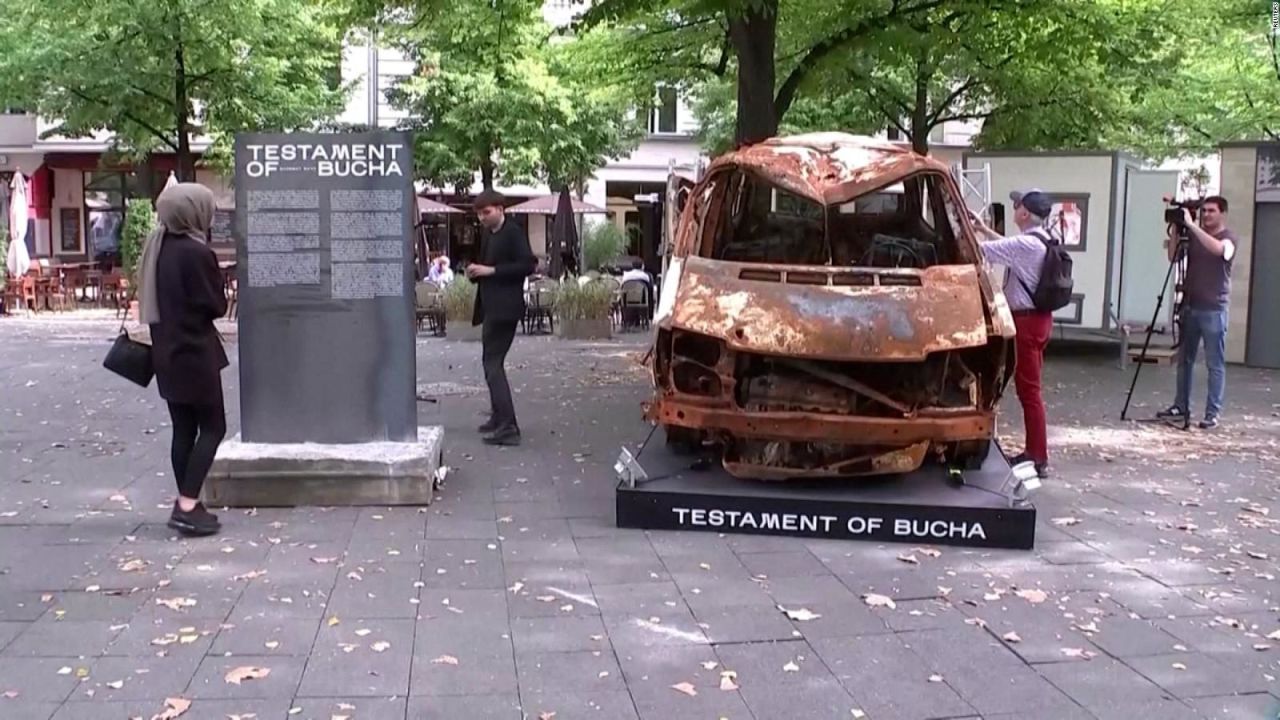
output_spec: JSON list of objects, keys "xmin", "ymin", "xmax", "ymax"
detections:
[{"xmin": 103, "ymin": 291, "xmax": 154, "ymax": 387}]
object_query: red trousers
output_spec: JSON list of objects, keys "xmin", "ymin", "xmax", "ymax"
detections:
[{"xmin": 1013, "ymin": 311, "xmax": 1053, "ymax": 464}]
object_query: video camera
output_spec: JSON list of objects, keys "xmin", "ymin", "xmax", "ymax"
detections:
[{"xmin": 1163, "ymin": 196, "xmax": 1204, "ymax": 227}]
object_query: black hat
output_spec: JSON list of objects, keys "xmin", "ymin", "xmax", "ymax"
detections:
[{"xmin": 1010, "ymin": 189, "xmax": 1052, "ymax": 219}]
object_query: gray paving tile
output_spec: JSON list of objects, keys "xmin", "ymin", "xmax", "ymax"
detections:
[
  {"xmin": 210, "ymin": 614, "xmax": 320, "ymax": 657},
  {"xmin": 42, "ymin": 590, "xmax": 152, "ymax": 623},
  {"xmin": 692, "ymin": 604, "xmax": 800, "ymax": 644},
  {"xmin": 326, "ymin": 562, "xmax": 422, "ymax": 618},
  {"xmin": 0, "ymin": 655, "xmax": 93, "ymax": 702},
  {"xmin": 1126, "ymin": 651, "xmax": 1277, "ymax": 698},
  {"xmin": 0, "ymin": 592, "xmax": 53, "ymax": 622},
  {"xmin": 738, "ymin": 681, "xmax": 861, "ymax": 720},
  {"xmin": 425, "ymin": 516, "xmax": 500, "ymax": 540},
  {"xmin": 1037, "ymin": 657, "xmax": 1170, "ymax": 714},
  {"xmin": 713, "ymin": 640, "xmax": 832, "ymax": 690},
  {"xmin": 406, "ymin": 695, "xmax": 523, "ymax": 719},
  {"xmin": 423, "ymin": 540, "xmax": 506, "ymax": 590},
  {"xmin": 511, "ymin": 615, "xmax": 609, "ymax": 653},
  {"xmin": 1189, "ymin": 692, "xmax": 1280, "ymax": 719},
  {"xmin": 78, "ymin": 654, "xmax": 203, "ymax": 702},
  {"xmin": 521, "ymin": 690, "xmax": 639, "ymax": 719},
  {"xmin": 0, "ymin": 700, "xmax": 60, "ymax": 720},
  {"xmin": 1086, "ymin": 616, "xmax": 1187, "ymax": 658},
  {"xmin": 812, "ymin": 635, "xmax": 975, "ymax": 720},
  {"xmin": 502, "ymin": 537, "xmax": 585, "ymax": 565},
  {"xmin": 630, "ymin": 683, "xmax": 755, "ymax": 720},
  {"xmin": 515, "ymin": 650, "xmax": 626, "ymax": 696},
  {"xmin": 736, "ymin": 550, "xmax": 832, "ymax": 579},
  {"xmin": 187, "ymin": 654, "xmax": 306, "ymax": 699},
  {"xmin": 410, "ymin": 643, "xmax": 517, "ymax": 696},
  {"xmin": 2, "ymin": 620, "xmax": 123, "ymax": 658},
  {"xmin": 1086, "ymin": 699, "xmax": 1204, "ymax": 720},
  {"xmin": 296, "ymin": 618, "xmax": 414, "ymax": 697},
  {"xmin": 603, "ymin": 610, "xmax": 709, "ymax": 650},
  {"xmin": 0, "ymin": 621, "xmax": 28, "ymax": 653},
  {"xmin": 104, "ymin": 614, "xmax": 219, "ymax": 659},
  {"xmin": 290, "ymin": 696, "xmax": 408, "ymax": 719},
  {"xmin": 879, "ymin": 598, "xmax": 961, "ymax": 632}
]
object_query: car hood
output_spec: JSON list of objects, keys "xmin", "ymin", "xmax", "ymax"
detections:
[{"xmin": 661, "ymin": 257, "xmax": 992, "ymax": 362}]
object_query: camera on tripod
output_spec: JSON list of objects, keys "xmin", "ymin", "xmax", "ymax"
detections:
[{"xmin": 1164, "ymin": 196, "xmax": 1204, "ymax": 228}]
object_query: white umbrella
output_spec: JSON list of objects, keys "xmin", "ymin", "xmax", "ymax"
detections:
[
  {"xmin": 6, "ymin": 173, "xmax": 31, "ymax": 276},
  {"xmin": 163, "ymin": 171, "xmax": 178, "ymax": 190}
]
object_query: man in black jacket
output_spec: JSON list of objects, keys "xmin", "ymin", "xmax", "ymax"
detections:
[{"xmin": 468, "ymin": 190, "xmax": 537, "ymax": 446}]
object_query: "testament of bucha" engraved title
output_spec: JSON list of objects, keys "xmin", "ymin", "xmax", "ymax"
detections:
[{"xmin": 244, "ymin": 143, "xmax": 406, "ymax": 178}]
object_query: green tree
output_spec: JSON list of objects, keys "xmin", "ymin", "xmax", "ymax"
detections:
[
  {"xmin": 0, "ymin": 0, "xmax": 349, "ymax": 180},
  {"xmin": 120, "ymin": 199, "xmax": 156, "ymax": 283},
  {"xmin": 380, "ymin": 0, "xmax": 642, "ymax": 193}
]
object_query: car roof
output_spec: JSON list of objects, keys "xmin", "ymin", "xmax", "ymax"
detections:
[{"xmin": 707, "ymin": 132, "xmax": 950, "ymax": 207}]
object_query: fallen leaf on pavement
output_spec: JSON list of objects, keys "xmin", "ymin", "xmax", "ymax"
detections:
[
  {"xmin": 106, "ymin": 680, "xmax": 124, "ymax": 689},
  {"xmin": 119, "ymin": 559, "xmax": 148, "ymax": 573},
  {"xmin": 311, "ymin": 557, "xmax": 339, "ymax": 565},
  {"xmin": 928, "ymin": 674, "xmax": 944, "ymax": 683},
  {"xmin": 1253, "ymin": 644, "xmax": 1272, "ymax": 651},
  {"xmin": 1051, "ymin": 517, "xmax": 1082, "ymax": 527},
  {"xmin": 965, "ymin": 618, "xmax": 988, "ymax": 629},
  {"xmin": 2, "ymin": 690, "xmax": 17, "ymax": 699},
  {"xmin": 897, "ymin": 554, "xmax": 920, "ymax": 565},
  {"xmin": 264, "ymin": 641, "xmax": 280, "ymax": 650},
  {"xmin": 671, "ymin": 682, "xmax": 697, "ymax": 697},
  {"xmin": 719, "ymin": 670, "xmax": 739, "ymax": 691},
  {"xmin": 852, "ymin": 711, "xmax": 866, "ymax": 719},
  {"xmin": 1172, "ymin": 662, "xmax": 1187, "ymax": 670},
  {"xmin": 1267, "ymin": 630, "xmax": 1280, "ymax": 640},
  {"xmin": 431, "ymin": 655, "xmax": 459, "ymax": 665},
  {"xmin": 372, "ymin": 641, "xmax": 391, "ymax": 653},
  {"xmin": 914, "ymin": 547, "xmax": 942, "ymax": 558},
  {"xmin": 863, "ymin": 593, "xmax": 896, "ymax": 609},
  {"xmin": 354, "ymin": 629, "xmax": 371, "ymax": 637},
  {"xmin": 509, "ymin": 582, "xmax": 524, "ymax": 594},
  {"xmin": 1002, "ymin": 631, "xmax": 1022, "ymax": 643},
  {"xmin": 149, "ymin": 697, "xmax": 191, "ymax": 720},
  {"xmin": 327, "ymin": 617, "xmax": 340, "ymax": 627},
  {"xmin": 701, "ymin": 661, "xmax": 719, "ymax": 670},
  {"xmin": 539, "ymin": 713, "xmax": 556, "ymax": 720},
  {"xmin": 1061, "ymin": 648, "xmax": 1095, "ymax": 659},
  {"xmin": 1015, "ymin": 589, "xmax": 1048, "ymax": 604},
  {"xmin": 155, "ymin": 597, "xmax": 197, "ymax": 611},
  {"xmin": 782, "ymin": 661, "xmax": 800, "ymax": 673},
  {"xmin": 778, "ymin": 605, "xmax": 822, "ymax": 622},
  {"xmin": 224, "ymin": 667, "xmax": 270, "ymax": 685},
  {"xmin": 1076, "ymin": 621, "xmax": 1100, "ymax": 633},
  {"xmin": 232, "ymin": 570, "xmax": 267, "ymax": 581}
]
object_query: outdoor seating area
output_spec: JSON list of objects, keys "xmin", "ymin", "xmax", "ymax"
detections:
[{"xmin": 1, "ymin": 262, "xmax": 129, "ymax": 315}]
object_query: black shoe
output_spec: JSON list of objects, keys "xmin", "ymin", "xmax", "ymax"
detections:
[
  {"xmin": 168, "ymin": 502, "xmax": 221, "ymax": 537},
  {"xmin": 1008, "ymin": 452, "xmax": 1049, "ymax": 479},
  {"xmin": 477, "ymin": 418, "xmax": 500, "ymax": 434},
  {"xmin": 1156, "ymin": 405, "xmax": 1188, "ymax": 421},
  {"xmin": 482, "ymin": 426, "xmax": 521, "ymax": 447},
  {"xmin": 1198, "ymin": 416, "xmax": 1219, "ymax": 430}
]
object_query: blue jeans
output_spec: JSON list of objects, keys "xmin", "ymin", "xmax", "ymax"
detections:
[{"xmin": 1174, "ymin": 308, "xmax": 1228, "ymax": 420}]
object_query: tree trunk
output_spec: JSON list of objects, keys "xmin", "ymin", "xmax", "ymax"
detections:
[
  {"xmin": 909, "ymin": 44, "xmax": 932, "ymax": 156},
  {"xmin": 729, "ymin": 0, "xmax": 779, "ymax": 147},
  {"xmin": 480, "ymin": 156, "xmax": 495, "ymax": 191},
  {"xmin": 174, "ymin": 39, "xmax": 195, "ymax": 181}
]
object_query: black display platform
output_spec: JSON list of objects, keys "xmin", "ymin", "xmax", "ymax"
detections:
[{"xmin": 616, "ymin": 442, "xmax": 1035, "ymax": 549}]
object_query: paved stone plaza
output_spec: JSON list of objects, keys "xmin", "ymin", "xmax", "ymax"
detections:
[{"xmin": 0, "ymin": 313, "xmax": 1277, "ymax": 719}]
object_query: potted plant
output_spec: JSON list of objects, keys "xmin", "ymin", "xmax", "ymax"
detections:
[
  {"xmin": 555, "ymin": 277, "xmax": 614, "ymax": 340},
  {"xmin": 121, "ymin": 198, "xmax": 155, "ymax": 319},
  {"xmin": 581, "ymin": 222, "xmax": 627, "ymax": 274},
  {"xmin": 442, "ymin": 277, "xmax": 481, "ymax": 341}
]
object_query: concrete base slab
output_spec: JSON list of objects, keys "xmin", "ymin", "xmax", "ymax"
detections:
[{"xmin": 205, "ymin": 426, "xmax": 444, "ymax": 507}]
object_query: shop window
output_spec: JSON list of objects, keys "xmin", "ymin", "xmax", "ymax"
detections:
[
  {"xmin": 648, "ymin": 86, "xmax": 679, "ymax": 134},
  {"xmin": 83, "ymin": 170, "xmax": 161, "ymax": 262}
]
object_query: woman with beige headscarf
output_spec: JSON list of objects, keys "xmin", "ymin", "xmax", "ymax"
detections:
[{"xmin": 137, "ymin": 182, "xmax": 228, "ymax": 537}]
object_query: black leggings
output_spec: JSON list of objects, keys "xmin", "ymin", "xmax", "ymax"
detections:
[{"xmin": 167, "ymin": 402, "xmax": 227, "ymax": 500}]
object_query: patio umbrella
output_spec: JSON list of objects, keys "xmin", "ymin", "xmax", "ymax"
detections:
[
  {"xmin": 505, "ymin": 194, "xmax": 606, "ymax": 215},
  {"xmin": 163, "ymin": 171, "xmax": 179, "ymax": 191},
  {"xmin": 548, "ymin": 187, "xmax": 580, "ymax": 278},
  {"xmin": 6, "ymin": 173, "xmax": 30, "ymax": 277}
]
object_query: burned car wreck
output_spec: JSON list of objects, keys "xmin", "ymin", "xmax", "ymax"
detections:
[{"xmin": 644, "ymin": 134, "xmax": 1017, "ymax": 480}]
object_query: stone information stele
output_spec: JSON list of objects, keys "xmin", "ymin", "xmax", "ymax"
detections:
[{"xmin": 234, "ymin": 131, "xmax": 417, "ymax": 444}]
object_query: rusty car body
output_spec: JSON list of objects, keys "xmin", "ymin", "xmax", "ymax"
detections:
[{"xmin": 644, "ymin": 133, "xmax": 1017, "ymax": 480}]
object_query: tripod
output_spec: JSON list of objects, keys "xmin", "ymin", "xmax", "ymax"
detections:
[{"xmin": 1120, "ymin": 237, "xmax": 1187, "ymax": 427}]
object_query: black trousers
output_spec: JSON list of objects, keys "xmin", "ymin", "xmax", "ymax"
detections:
[
  {"xmin": 167, "ymin": 401, "xmax": 227, "ymax": 499},
  {"xmin": 481, "ymin": 319, "xmax": 519, "ymax": 430}
]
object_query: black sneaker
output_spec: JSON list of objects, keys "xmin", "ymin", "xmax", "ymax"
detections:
[
  {"xmin": 1156, "ymin": 405, "xmax": 1188, "ymax": 421},
  {"xmin": 1008, "ymin": 452, "xmax": 1049, "ymax": 479},
  {"xmin": 477, "ymin": 418, "xmax": 500, "ymax": 434},
  {"xmin": 1198, "ymin": 417, "xmax": 1219, "ymax": 430},
  {"xmin": 168, "ymin": 502, "xmax": 221, "ymax": 537},
  {"xmin": 482, "ymin": 426, "xmax": 522, "ymax": 447}
]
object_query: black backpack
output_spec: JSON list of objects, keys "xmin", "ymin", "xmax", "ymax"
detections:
[{"xmin": 1019, "ymin": 227, "xmax": 1074, "ymax": 312}]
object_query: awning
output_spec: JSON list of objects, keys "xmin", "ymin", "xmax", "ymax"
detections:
[
  {"xmin": 417, "ymin": 196, "xmax": 462, "ymax": 214},
  {"xmin": 505, "ymin": 195, "xmax": 607, "ymax": 215}
]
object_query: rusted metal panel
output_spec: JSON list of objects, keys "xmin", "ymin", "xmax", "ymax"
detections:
[
  {"xmin": 724, "ymin": 441, "xmax": 929, "ymax": 480},
  {"xmin": 669, "ymin": 257, "xmax": 989, "ymax": 361},
  {"xmin": 645, "ymin": 400, "xmax": 994, "ymax": 445}
]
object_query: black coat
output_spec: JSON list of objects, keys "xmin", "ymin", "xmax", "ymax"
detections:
[
  {"xmin": 472, "ymin": 220, "xmax": 536, "ymax": 326},
  {"xmin": 149, "ymin": 234, "xmax": 229, "ymax": 407}
]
